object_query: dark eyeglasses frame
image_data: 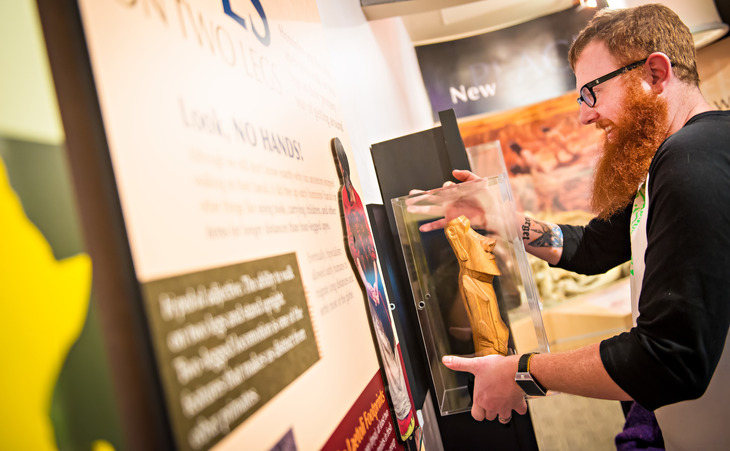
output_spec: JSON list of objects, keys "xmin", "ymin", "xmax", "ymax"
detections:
[{"xmin": 577, "ymin": 59, "xmax": 647, "ymax": 108}]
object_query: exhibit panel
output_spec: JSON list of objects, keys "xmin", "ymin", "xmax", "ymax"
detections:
[
  {"xmin": 392, "ymin": 175, "xmax": 549, "ymax": 416},
  {"xmin": 38, "ymin": 0, "xmax": 415, "ymax": 450}
]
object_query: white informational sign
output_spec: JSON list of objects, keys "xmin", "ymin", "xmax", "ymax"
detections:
[{"xmin": 76, "ymin": 1, "xmax": 389, "ymax": 449}]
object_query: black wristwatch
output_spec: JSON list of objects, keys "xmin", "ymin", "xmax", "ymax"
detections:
[{"xmin": 515, "ymin": 352, "xmax": 547, "ymax": 396}]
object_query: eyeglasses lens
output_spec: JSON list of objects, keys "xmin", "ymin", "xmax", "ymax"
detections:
[{"xmin": 580, "ymin": 86, "xmax": 595, "ymax": 107}]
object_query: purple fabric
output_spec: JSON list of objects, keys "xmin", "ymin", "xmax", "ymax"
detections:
[{"xmin": 615, "ymin": 402, "xmax": 665, "ymax": 450}]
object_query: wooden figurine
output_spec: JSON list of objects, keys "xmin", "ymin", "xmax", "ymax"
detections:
[{"xmin": 445, "ymin": 215, "xmax": 509, "ymax": 356}]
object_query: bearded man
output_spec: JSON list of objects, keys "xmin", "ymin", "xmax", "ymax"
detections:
[{"xmin": 435, "ymin": 4, "xmax": 730, "ymax": 450}]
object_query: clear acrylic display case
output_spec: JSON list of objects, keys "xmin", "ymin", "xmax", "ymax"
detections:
[{"xmin": 391, "ymin": 152, "xmax": 549, "ymax": 416}]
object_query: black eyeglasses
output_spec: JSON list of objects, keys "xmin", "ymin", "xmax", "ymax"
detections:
[{"xmin": 577, "ymin": 59, "xmax": 647, "ymax": 107}]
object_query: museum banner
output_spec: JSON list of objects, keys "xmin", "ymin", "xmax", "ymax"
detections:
[{"xmin": 415, "ymin": 4, "xmax": 602, "ymax": 120}]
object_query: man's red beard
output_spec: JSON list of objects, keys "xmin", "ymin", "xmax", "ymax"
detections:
[{"xmin": 590, "ymin": 75, "xmax": 669, "ymax": 219}]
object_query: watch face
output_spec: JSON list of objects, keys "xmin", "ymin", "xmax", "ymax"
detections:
[
  {"xmin": 516, "ymin": 373, "xmax": 547, "ymax": 396},
  {"xmin": 516, "ymin": 353, "xmax": 546, "ymax": 396}
]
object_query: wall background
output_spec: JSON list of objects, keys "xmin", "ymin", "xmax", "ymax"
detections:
[{"xmin": 316, "ymin": 0, "xmax": 433, "ymax": 205}]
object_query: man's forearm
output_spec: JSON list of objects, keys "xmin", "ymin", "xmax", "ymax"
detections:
[
  {"xmin": 517, "ymin": 213, "xmax": 563, "ymax": 265},
  {"xmin": 514, "ymin": 214, "xmax": 630, "ymax": 400},
  {"xmin": 529, "ymin": 343, "xmax": 632, "ymax": 400}
]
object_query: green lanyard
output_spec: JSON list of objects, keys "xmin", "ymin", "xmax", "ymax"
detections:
[{"xmin": 629, "ymin": 183, "xmax": 647, "ymax": 277}]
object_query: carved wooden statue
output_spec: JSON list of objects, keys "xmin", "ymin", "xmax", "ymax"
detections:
[{"xmin": 445, "ymin": 215, "xmax": 509, "ymax": 356}]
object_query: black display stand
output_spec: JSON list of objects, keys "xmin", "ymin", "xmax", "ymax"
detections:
[{"xmin": 369, "ymin": 109, "xmax": 540, "ymax": 450}]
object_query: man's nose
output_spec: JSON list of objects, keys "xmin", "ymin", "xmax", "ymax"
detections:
[{"xmin": 578, "ymin": 102, "xmax": 598, "ymax": 125}]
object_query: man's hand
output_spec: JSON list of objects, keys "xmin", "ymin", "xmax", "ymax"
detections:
[
  {"xmin": 406, "ymin": 170, "xmax": 494, "ymax": 233},
  {"xmin": 407, "ymin": 169, "xmax": 482, "ymax": 197},
  {"xmin": 442, "ymin": 354, "xmax": 527, "ymax": 422},
  {"xmin": 450, "ymin": 169, "xmax": 483, "ymax": 184}
]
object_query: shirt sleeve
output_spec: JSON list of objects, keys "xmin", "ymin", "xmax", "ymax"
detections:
[
  {"xmin": 600, "ymin": 122, "xmax": 730, "ymax": 410},
  {"xmin": 553, "ymin": 203, "xmax": 632, "ymax": 275}
]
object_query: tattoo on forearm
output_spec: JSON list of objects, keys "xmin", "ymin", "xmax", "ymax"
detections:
[
  {"xmin": 525, "ymin": 219, "xmax": 563, "ymax": 248},
  {"xmin": 522, "ymin": 217, "xmax": 531, "ymax": 241}
]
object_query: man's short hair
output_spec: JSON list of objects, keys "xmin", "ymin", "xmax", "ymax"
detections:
[{"xmin": 569, "ymin": 4, "xmax": 699, "ymax": 86}]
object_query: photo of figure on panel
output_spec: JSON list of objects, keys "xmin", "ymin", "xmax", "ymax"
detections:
[{"xmin": 330, "ymin": 137, "xmax": 416, "ymax": 441}]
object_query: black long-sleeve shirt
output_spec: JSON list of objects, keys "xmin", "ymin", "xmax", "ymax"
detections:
[{"xmin": 554, "ymin": 111, "xmax": 730, "ymax": 410}]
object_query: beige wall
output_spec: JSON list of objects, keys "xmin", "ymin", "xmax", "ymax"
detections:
[
  {"xmin": 317, "ymin": 0, "xmax": 433, "ymax": 205},
  {"xmin": 698, "ymin": 37, "xmax": 730, "ymax": 110}
]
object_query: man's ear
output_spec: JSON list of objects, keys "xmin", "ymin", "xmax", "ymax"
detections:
[{"xmin": 645, "ymin": 52, "xmax": 672, "ymax": 92}]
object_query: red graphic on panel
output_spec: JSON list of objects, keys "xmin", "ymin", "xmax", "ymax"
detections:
[{"xmin": 331, "ymin": 137, "xmax": 416, "ymax": 442}]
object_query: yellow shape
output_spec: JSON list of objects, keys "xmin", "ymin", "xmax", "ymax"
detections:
[
  {"xmin": 0, "ymin": 157, "xmax": 92, "ymax": 450},
  {"xmin": 92, "ymin": 439, "xmax": 116, "ymax": 451}
]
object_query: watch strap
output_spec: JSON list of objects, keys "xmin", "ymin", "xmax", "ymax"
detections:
[
  {"xmin": 515, "ymin": 352, "xmax": 547, "ymax": 396},
  {"xmin": 518, "ymin": 352, "xmax": 537, "ymax": 373}
]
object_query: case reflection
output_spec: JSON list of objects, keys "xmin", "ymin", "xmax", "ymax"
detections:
[{"xmin": 392, "ymin": 172, "xmax": 549, "ymax": 416}]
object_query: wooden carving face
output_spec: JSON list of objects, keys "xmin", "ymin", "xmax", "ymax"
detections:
[{"xmin": 445, "ymin": 215, "xmax": 501, "ymax": 275}]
